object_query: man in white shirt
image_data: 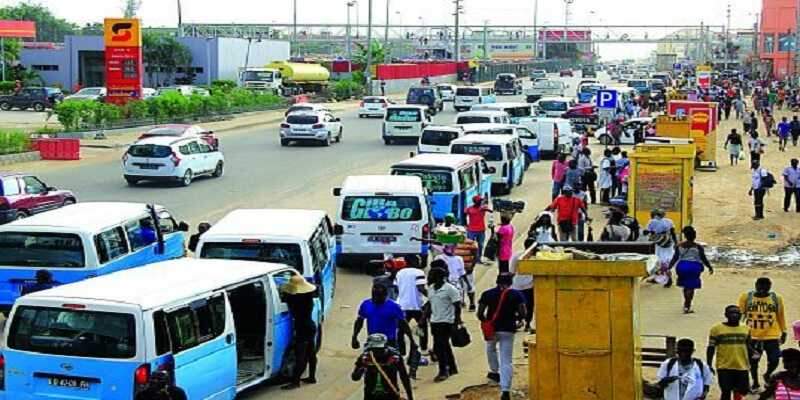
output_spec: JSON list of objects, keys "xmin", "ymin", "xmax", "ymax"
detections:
[
  {"xmin": 657, "ymin": 338, "xmax": 713, "ymax": 400},
  {"xmin": 749, "ymin": 160, "xmax": 769, "ymax": 220},
  {"xmin": 395, "ymin": 264, "xmax": 428, "ymax": 354},
  {"xmin": 748, "ymin": 132, "xmax": 765, "ymax": 163},
  {"xmin": 434, "ymin": 245, "xmax": 467, "ymax": 295}
]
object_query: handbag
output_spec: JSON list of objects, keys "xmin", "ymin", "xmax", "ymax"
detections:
[
  {"xmin": 451, "ymin": 324, "xmax": 471, "ymax": 348},
  {"xmin": 481, "ymin": 289, "xmax": 510, "ymax": 341},
  {"xmin": 484, "ymin": 233, "xmax": 499, "ymax": 261}
]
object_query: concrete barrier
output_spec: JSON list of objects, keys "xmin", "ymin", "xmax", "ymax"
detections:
[
  {"xmin": 0, "ymin": 151, "xmax": 41, "ymax": 166},
  {"xmin": 370, "ymin": 74, "xmax": 459, "ymax": 96}
]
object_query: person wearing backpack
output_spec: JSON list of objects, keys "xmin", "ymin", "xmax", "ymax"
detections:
[
  {"xmin": 738, "ymin": 277, "xmax": 788, "ymax": 392},
  {"xmin": 657, "ymin": 338, "xmax": 714, "ymax": 400},
  {"xmin": 750, "ymin": 160, "xmax": 773, "ymax": 220}
]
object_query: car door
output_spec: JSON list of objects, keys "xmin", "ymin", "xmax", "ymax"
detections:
[
  {"xmin": 187, "ymin": 140, "xmax": 205, "ymax": 173},
  {"xmin": 266, "ymin": 269, "xmax": 300, "ymax": 377},
  {"xmin": 196, "ymin": 141, "xmax": 215, "ymax": 173},
  {"xmin": 19, "ymin": 176, "xmax": 58, "ymax": 214}
]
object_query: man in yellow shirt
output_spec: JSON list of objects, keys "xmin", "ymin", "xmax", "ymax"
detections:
[
  {"xmin": 737, "ymin": 277, "xmax": 787, "ymax": 392},
  {"xmin": 707, "ymin": 305, "xmax": 750, "ymax": 400}
]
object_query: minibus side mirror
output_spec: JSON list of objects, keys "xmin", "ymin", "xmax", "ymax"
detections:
[
  {"xmin": 332, "ymin": 187, "xmax": 341, "ymax": 197},
  {"xmin": 178, "ymin": 221, "xmax": 190, "ymax": 232},
  {"xmin": 333, "ymin": 224, "xmax": 344, "ymax": 235}
]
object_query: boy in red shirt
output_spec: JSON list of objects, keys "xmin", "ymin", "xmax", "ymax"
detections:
[{"xmin": 465, "ymin": 195, "xmax": 492, "ymax": 263}]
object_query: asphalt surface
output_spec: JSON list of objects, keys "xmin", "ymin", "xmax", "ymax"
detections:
[{"xmin": 15, "ymin": 72, "xmax": 604, "ymax": 399}]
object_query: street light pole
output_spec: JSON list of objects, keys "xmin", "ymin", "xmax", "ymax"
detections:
[
  {"xmin": 365, "ymin": 0, "xmax": 373, "ymax": 95},
  {"xmin": 533, "ymin": 0, "xmax": 539, "ymax": 59},
  {"xmin": 563, "ymin": 0, "xmax": 574, "ymax": 56},
  {"xmin": 292, "ymin": 0, "xmax": 298, "ymax": 57},
  {"xmin": 176, "ymin": 0, "xmax": 183, "ymax": 37},
  {"xmin": 454, "ymin": 0, "xmax": 463, "ymax": 62},
  {"xmin": 384, "ymin": 0, "xmax": 390, "ymax": 60},
  {"xmin": 483, "ymin": 20, "xmax": 489, "ymax": 60},
  {"xmin": 347, "ymin": 1, "xmax": 356, "ymax": 68}
]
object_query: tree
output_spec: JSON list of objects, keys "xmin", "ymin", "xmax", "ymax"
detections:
[
  {"xmin": 0, "ymin": 3, "xmax": 77, "ymax": 42},
  {"xmin": 122, "ymin": 0, "xmax": 142, "ymax": 18},
  {"xmin": 143, "ymin": 32, "xmax": 192, "ymax": 87},
  {"xmin": 353, "ymin": 40, "xmax": 387, "ymax": 66}
]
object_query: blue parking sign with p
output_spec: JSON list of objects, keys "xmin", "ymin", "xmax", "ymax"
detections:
[{"xmin": 596, "ymin": 89, "xmax": 617, "ymax": 109}]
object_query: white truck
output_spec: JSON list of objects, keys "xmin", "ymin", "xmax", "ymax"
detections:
[
  {"xmin": 524, "ymin": 79, "xmax": 568, "ymax": 104},
  {"xmin": 239, "ymin": 67, "xmax": 282, "ymax": 94}
]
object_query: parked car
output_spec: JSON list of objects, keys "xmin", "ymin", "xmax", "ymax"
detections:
[
  {"xmin": 559, "ymin": 69, "xmax": 574, "ymax": 77},
  {"xmin": 138, "ymin": 124, "xmax": 219, "ymax": 149},
  {"xmin": 280, "ymin": 110, "xmax": 343, "ymax": 146},
  {"xmin": 0, "ymin": 173, "xmax": 76, "ymax": 223},
  {"xmin": 64, "ymin": 87, "xmax": 106, "ymax": 102},
  {"xmin": 122, "ymin": 136, "xmax": 225, "ymax": 186},
  {"xmin": 142, "ymin": 88, "xmax": 157, "ymax": 99},
  {"xmin": 358, "ymin": 96, "xmax": 392, "ymax": 118},
  {"xmin": 436, "ymin": 84, "xmax": 456, "ymax": 102},
  {"xmin": 406, "ymin": 86, "xmax": 443, "ymax": 115},
  {"xmin": 0, "ymin": 87, "xmax": 63, "ymax": 111},
  {"xmin": 530, "ymin": 69, "xmax": 548, "ymax": 80}
]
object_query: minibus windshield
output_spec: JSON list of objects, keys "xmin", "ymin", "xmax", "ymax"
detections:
[
  {"xmin": 8, "ymin": 306, "xmax": 136, "ymax": 359},
  {"xmin": 0, "ymin": 232, "xmax": 85, "ymax": 268},
  {"xmin": 341, "ymin": 196, "xmax": 422, "ymax": 221},
  {"xmin": 200, "ymin": 242, "xmax": 303, "ymax": 271},
  {"xmin": 386, "ymin": 109, "xmax": 422, "ymax": 122}
]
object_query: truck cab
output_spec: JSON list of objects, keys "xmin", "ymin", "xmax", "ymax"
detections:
[{"xmin": 239, "ymin": 68, "xmax": 282, "ymax": 95}]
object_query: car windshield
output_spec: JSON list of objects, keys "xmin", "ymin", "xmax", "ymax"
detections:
[
  {"xmin": 421, "ymin": 130, "xmax": 459, "ymax": 146},
  {"xmin": 392, "ymin": 169, "xmax": 453, "ymax": 192},
  {"xmin": 242, "ymin": 71, "xmax": 273, "ymax": 81},
  {"xmin": 76, "ymin": 88, "xmax": 102, "ymax": 96},
  {"xmin": 8, "ymin": 306, "xmax": 136, "ymax": 359},
  {"xmin": 407, "ymin": 88, "xmax": 435, "ymax": 104},
  {"xmin": 538, "ymin": 101, "xmax": 568, "ymax": 112},
  {"xmin": 456, "ymin": 116, "xmax": 492, "ymax": 124},
  {"xmin": 341, "ymin": 196, "xmax": 423, "ymax": 221},
  {"xmin": 505, "ymin": 106, "xmax": 531, "ymax": 118},
  {"xmin": 200, "ymin": 242, "xmax": 304, "ymax": 272},
  {"xmin": 580, "ymin": 85, "xmax": 603, "ymax": 94},
  {"xmin": 456, "ymin": 88, "xmax": 480, "ymax": 96},
  {"xmin": 451, "ymin": 143, "xmax": 503, "ymax": 161},
  {"xmin": 287, "ymin": 114, "xmax": 319, "ymax": 124},
  {"xmin": 0, "ymin": 232, "xmax": 85, "ymax": 268},
  {"xmin": 386, "ymin": 108, "xmax": 422, "ymax": 122},
  {"xmin": 437, "ymin": 86, "xmax": 453, "ymax": 92},
  {"xmin": 127, "ymin": 144, "xmax": 173, "ymax": 158}
]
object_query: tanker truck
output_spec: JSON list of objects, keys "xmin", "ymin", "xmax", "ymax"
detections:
[{"xmin": 239, "ymin": 61, "xmax": 330, "ymax": 96}]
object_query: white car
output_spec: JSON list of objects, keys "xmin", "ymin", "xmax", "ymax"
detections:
[
  {"xmin": 64, "ymin": 87, "xmax": 106, "ymax": 102},
  {"xmin": 358, "ymin": 96, "xmax": 391, "ymax": 118},
  {"xmin": 156, "ymin": 85, "xmax": 210, "ymax": 97},
  {"xmin": 122, "ymin": 136, "xmax": 224, "ymax": 187},
  {"xmin": 594, "ymin": 117, "xmax": 654, "ymax": 145},
  {"xmin": 280, "ymin": 110, "xmax": 343, "ymax": 146},
  {"xmin": 436, "ymin": 84, "xmax": 456, "ymax": 101}
]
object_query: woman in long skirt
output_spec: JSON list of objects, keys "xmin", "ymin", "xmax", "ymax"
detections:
[
  {"xmin": 669, "ymin": 226, "xmax": 714, "ymax": 314},
  {"xmin": 645, "ymin": 209, "xmax": 677, "ymax": 287}
]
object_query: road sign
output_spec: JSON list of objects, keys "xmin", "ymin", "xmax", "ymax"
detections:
[{"xmin": 596, "ymin": 89, "xmax": 618, "ymax": 109}]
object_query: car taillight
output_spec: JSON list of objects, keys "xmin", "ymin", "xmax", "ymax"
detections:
[
  {"xmin": 312, "ymin": 123, "xmax": 324, "ymax": 129},
  {"xmin": 170, "ymin": 152, "xmax": 181, "ymax": 167},
  {"xmin": 0, "ymin": 353, "xmax": 5, "ymax": 390},
  {"xmin": 554, "ymin": 124, "xmax": 560, "ymax": 145},
  {"xmin": 134, "ymin": 363, "xmax": 150, "ymax": 386},
  {"xmin": 0, "ymin": 199, "xmax": 7, "ymax": 211},
  {"xmin": 422, "ymin": 223, "xmax": 430, "ymax": 237},
  {"xmin": 382, "ymin": 103, "xmax": 388, "ymax": 108}
]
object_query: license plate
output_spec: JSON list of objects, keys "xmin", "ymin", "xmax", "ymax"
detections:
[
  {"xmin": 48, "ymin": 377, "xmax": 90, "ymax": 390},
  {"xmin": 368, "ymin": 235, "xmax": 397, "ymax": 243},
  {"xmin": 139, "ymin": 164, "xmax": 159, "ymax": 170},
  {"xmin": 395, "ymin": 126, "xmax": 411, "ymax": 130}
]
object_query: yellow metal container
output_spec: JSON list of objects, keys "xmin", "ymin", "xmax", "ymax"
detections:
[
  {"xmin": 628, "ymin": 142, "xmax": 696, "ymax": 235},
  {"xmin": 519, "ymin": 256, "xmax": 648, "ymax": 400}
]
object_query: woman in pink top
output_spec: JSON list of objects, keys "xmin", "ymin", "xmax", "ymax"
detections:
[
  {"xmin": 551, "ymin": 153, "xmax": 569, "ymax": 200},
  {"xmin": 495, "ymin": 214, "xmax": 515, "ymax": 274},
  {"xmin": 761, "ymin": 348, "xmax": 800, "ymax": 400}
]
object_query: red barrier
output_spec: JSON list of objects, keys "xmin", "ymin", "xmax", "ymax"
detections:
[
  {"xmin": 37, "ymin": 138, "xmax": 80, "ymax": 160},
  {"xmin": 376, "ymin": 62, "xmax": 460, "ymax": 80}
]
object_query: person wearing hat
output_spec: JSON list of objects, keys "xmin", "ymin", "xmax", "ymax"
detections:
[
  {"xmin": 351, "ymin": 333, "xmax": 415, "ymax": 400},
  {"xmin": 135, "ymin": 370, "xmax": 187, "ymax": 400},
  {"xmin": 644, "ymin": 208, "xmax": 678, "ymax": 287},
  {"xmin": 546, "ymin": 185, "xmax": 586, "ymax": 242},
  {"xmin": 280, "ymin": 274, "xmax": 320, "ymax": 390},
  {"xmin": 465, "ymin": 195, "xmax": 492, "ymax": 263}
]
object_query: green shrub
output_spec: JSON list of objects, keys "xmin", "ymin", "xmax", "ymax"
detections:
[
  {"xmin": 210, "ymin": 80, "xmax": 237, "ymax": 94},
  {"xmin": 149, "ymin": 92, "xmax": 189, "ymax": 121},
  {"xmin": 0, "ymin": 81, "xmax": 15, "ymax": 94},
  {"xmin": 332, "ymin": 79, "xmax": 364, "ymax": 100},
  {"xmin": 53, "ymin": 100, "xmax": 96, "ymax": 131},
  {"xmin": 34, "ymin": 126, "xmax": 62, "ymax": 136},
  {"xmin": 0, "ymin": 129, "xmax": 30, "ymax": 155},
  {"xmin": 122, "ymin": 100, "xmax": 151, "ymax": 120},
  {"xmin": 90, "ymin": 103, "xmax": 123, "ymax": 127}
]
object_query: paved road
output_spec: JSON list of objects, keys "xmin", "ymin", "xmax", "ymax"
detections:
[{"xmin": 18, "ymin": 72, "xmax": 608, "ymax": 399}]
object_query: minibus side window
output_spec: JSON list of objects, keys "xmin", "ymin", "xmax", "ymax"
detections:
[
  {"xmin": 95, "ymin": 227, "xmax": 129, "ymax": 264},
  {"xmin": 125, "ymin": 217, "xmax": 157, "ymax": 251},
  {"xmin": 158, "ymin": 211, "xmax": 178, "ymax": 234},
  {"xmin": 309, "ymin": 227, "xmax": 329, "ymax": 275},
  {"xmin": 164, "ymin": 295, "xmax": 226, "ymax": 354},
  {"xmin": 153, "ymin": 310, "xmax": 172, "ymax": 356},
  {"xmin": 458, "ymin": 167, "xmax": 476, "ymax": 190}
]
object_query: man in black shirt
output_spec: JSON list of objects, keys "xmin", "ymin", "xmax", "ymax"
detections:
[
  {"xmin": 187, "ymin": 222, "xmax": 211, "ymax": 253},
  {"xmin": 352, "ymin": 333, "xmax": 414, "ymax": 400},
  {"xmin": 280, "ymin": 274, "xmax": 320, "ymax": 390},
  {"xmin": 791, "ymin": 115, "xmax": 800, "ymax": 146},
  {"xmin": 724, "ymin": 129, "xmax": 744, "ymax": 166},
  {"xmin": 135, "ymin": 371, "xmax": 187, "ymax": 400}
]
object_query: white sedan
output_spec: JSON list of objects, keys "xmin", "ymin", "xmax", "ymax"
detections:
[{"xmin": 594, "ymin": 117, "xmax": 653, "ymax": 145}]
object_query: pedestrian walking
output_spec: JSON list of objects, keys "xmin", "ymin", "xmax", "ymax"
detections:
[
  {"xmin": 669, "ymin": 226, "xmax": 714, "ymax": 314},
  {"xmin": 478, "ymin": 273, "xmax": 527, "ymax": 400},
  {"xmin": 758, "ymin": 348, "xmax": 800, "ymax": 400},
  {"xmin": 734, "ymin": 97, "xmax": 745, "ymax": 119},
  {"xmin": 600, "ymin": 210, "xmax": 632, "ymax": 241},
  {"xmin": 644, "ymin": 208, "xmax": 678, "ymax": 287},
  {"xmin": 564, "ymin": 159, "xmax": 583, "ymax": 191},
  {"xmin": 739, "ymin": 277, "xmax": 788, "ymax": 392},
  {"xmin": 434, "ymin": 245, "xmax": 467, "ymax": 299},
  {"xmin": 280, "ymin": 275, "xmax": 320, "ymax": 390},
  {"xmin": 744, "ymin": 111, "xmax": 754, "ymax": 134},
  {"xmin": 352, "ymin": 283, "xmax": 417, "ymax": 351},
  {"xmin": 524, "ymin": 211, "xmax": 557, "ymax": 248},
  {"xmin": 465, "ymin": 195, "xmax": 492, "ymax": 263},
  {"xmin": 380, "ymin": 80, "xmax": 386, "ymax": 96},
  {"xmin": 764, "ymin": 112, "xmax": 776, "ymax": 137},
  {"xmin": 187, "ymin": 222, "xmax": 211, "ymax": 253},
  {"xmin": 749, "ymin": 132, "xmax": 766, "ymax": 164},
  {"xmin": 750, "ymin": 160, "xmax": 772, "ymax": 220},
  {"xmin": 707, "ymin": 305, "xmax": 751, "ymax": 400},
  {"xmin": 425, "ymin": 267, "xmax": 462, "ymax": 382},
  {"xmin": 550, "ymin": 153, "xmax": 568, "ymax": 200},
  {"xmin": 792, "ymin": 116, "xmax": 800, "ymax": 147},
  {"xmin": 373, "ymin": 258, "xmax": 401, "ymax": 301},
  {"xmin": 783, "ymin": 159, "xmax": 800, "ymax": 213},
  {"xmin": 656, "ymin": 339, "xmax": 714, "ymax": 400},
  {"xmin": 724, "ymin": 129, "xmax": 744, "ymax": 166},
  {"xmin": 395, "ymin": 260, "xmax": 428, "ymax": 358},
  {"xmin": 509, "ymin": 251, "xmax": 534, "ymax": 333},
  {"xmin": 135, "ymin": 371, "xmax": 188, "ymax": 400},
  {"xmin": 546, "ymin": 186, "xmax": 585, "ymax": 242},
  {"xmin": 778, "ymin": 117, "xmax": 791, "ymax": 151},
  {"xmin": 351, "ymin": 333, "xmax": 415, "ymax": 400},
  {"xmin": 577, "ymin": 148, "xmax": 597, "ymax": 204},
  {"xmin": 599, "ymin": 149, "xmax": 615, "ymax": 203},
  {"xmin": 495, "ymin": 214, "xmax": 515, "ymax": 274}
]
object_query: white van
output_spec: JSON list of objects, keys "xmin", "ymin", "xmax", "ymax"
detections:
[
  {"xmin": 462, "ymin": 124, "xmax": 539, "ymax": 167},
  {"xmin": 449, "ymin": 134, "xmax": 526, "ymax": 195},
  {"xmin": 3, "ymin": 259, "xmax": 310, "ymax": 398},
  {"xmin": 418, "ymin": 125, "xmax": 465, "ymax": 154},
  {"xmin": 469, "ymin": 102, "xmax": 535, "ymax": 125},
  {"xmin": 455, "ymin": 110, "xmax": 511, "ymax": 125},
  {"xmin": 520, "ymin": 117, "xmax": 574, "ymax": 159},
  {"xmin": 383, "ymin": 105, "xmax": 431, "ymax": 145},
  {"xmin": 454, "ymin": 86, "xmax": 496, "ymax": 112},
  {"xmin": 533, "ymin": 97, "xmax": 576, "ymax": 118},
  {"xmin": 333, "ymin": 175, "xmax": 432, "ymax": 267},
  {"xmin": 196, "ymin": 209, "xmax": 337, "ymax": 319}
]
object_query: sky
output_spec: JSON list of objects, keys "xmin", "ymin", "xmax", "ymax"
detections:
[{"xmin": 1, "ymin": 0, "xmax": 763, "ymax": 59}]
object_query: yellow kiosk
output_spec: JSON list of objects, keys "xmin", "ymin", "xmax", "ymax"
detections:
[
  {"xmin": 519, "ymin": 244, "xmax": 653, "ymax": 400},
  {"xmin": 628, "ymin": 141, "xmax": 696, "ymax": 235}
]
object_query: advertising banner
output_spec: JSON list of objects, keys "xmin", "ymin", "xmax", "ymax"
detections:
[
  {"xmin": 104, "ymin": 18, "xmax": 143, "ymax": 105},
  {"xmin": 0, "ymin": 21, "xmax": 36, "ymax": 38}
]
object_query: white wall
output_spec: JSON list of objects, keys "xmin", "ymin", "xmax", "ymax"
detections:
[{"xmin": 216, "ymin": 38, "xmax": 290, "ymax": 82}]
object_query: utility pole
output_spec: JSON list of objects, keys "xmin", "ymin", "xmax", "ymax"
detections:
[
  {"xmin": 176, "ymin": 0, "xmax": 183, "ymax": 37},
  {"xmin": 347, "ymin": 1, "xmax": 355, "ymax": 70},
  {"xmin": 563, "ymin": 0, "xmax": 574, "ymax": 57},
  {"xmin": 384, "ymin": 0, "xmax": 390, "ymax": 48},
  {"xmin": 365, "ymin": 0, "xmax": 373, "ymax": 95},
  {"xmin": 795, "ymin": 5, "xmax": 800, "ymax": 81},
  {"xmin": 454, "ymin": 0, "xmax": 463, "ymax": 62},
  {"xmin": 483, "ymin": 20, "xmax": 489, "ymax": 60},
  {"xmin": 726, "ymin": 3, "xmax": 731, "ymax": 64},
  {"xmin": 293, "ymin": 0, "xmax": 298, "ymax": 57},
  {"xmin": 533, "ymin": 0, "xmax": 539, "ymax": 59}
]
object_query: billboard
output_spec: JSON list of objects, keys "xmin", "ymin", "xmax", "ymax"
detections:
[
  {"xmin": 104, "ymin": 18, "xmax": 143, "ymax": 105},
  {"xmin": 0, "ymin": 21, "xmax": 36, "ymax": 38},
  {"xmin": 538, "ymin": 30, "xmax": 592, "ymax": 42}
]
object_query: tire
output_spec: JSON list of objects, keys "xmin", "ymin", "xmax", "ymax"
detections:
[
  {"xmin": 337, "ymin": 128, "xmax": 343, "ymax": 143},
  {"xmin": 62, "ymin": 198, "xmax": 76, "ymax": 207},
  {"xmin": 0, "ymin": 101, "xmax": 10, "ymax": 111},
  {"xmin": 181, "ymin": 170, "xmax": 193, "ymax": 187},
  {"xmin": 212, "ymin": 161, "xmax": 224, "ymax": 178},
  {"xmin": 32, "ymin": 102, "xmax": 45, "ymax": 112},
  {"xmin": 280, "ymin": 139, "xmax": 290, "ymax": 147},
  {"xmin": 598, "ymin": 135, "xmax": 612, "ymax": 146},
  {"xmin": 384, "ymin": 138, "xmax": 393, "ymax": 145},
  {"xmin": 15, "ymin": 211, "xmax": 28, "ymax": 220},
  {"xmin": 125, "ymin": 177, "xmax": 139, "ymax": 186},
  {"xmin": 358, "ymin": 114, "xmax": 364, "ymax": 118},
  {"xmin": 322, "ymin": 133, "xmax": 332, "ymax": 146}
]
